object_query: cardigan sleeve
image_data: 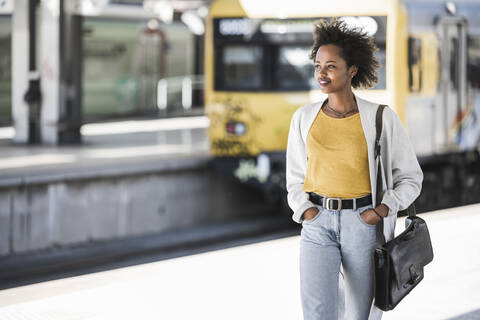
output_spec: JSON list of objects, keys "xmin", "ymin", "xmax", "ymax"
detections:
[
  {"xmin": 381, "ymin": 108, "xmax": 424, "ymax": 216},
  {"xmin": 286, "ymin": 109, "xmax": 316, "ymax": 223}
]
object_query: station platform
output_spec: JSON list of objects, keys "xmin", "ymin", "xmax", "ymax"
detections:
[
  {"xmin": 0, "ymin": 204, "xmax": 478, "ymax": 319},
  {"xmin": 0, "ymin": 116, "xmax": 279, "ymax": 262},
  {"xmin": 0, "ymin": 116, "xmax": 211, "ymax": 187}
]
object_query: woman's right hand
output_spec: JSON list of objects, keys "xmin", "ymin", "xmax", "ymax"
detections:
[{"xmin": 303, "ymin": 207, "xmax": 320, "ymax": 221}]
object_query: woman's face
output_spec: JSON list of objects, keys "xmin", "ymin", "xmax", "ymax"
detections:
[{"xmin": 314, "ymin": 44, "xmax": 357, "ymax": 94}]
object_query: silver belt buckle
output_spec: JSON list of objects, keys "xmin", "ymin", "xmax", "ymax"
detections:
[{"xmin": 324, "ymin": 197, "xmax": 342, "ymax": 211}]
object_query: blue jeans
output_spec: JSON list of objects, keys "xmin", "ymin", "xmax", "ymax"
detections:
[{"xmin": 299, "ymin": 203, "xmax": 382, "ymax": 320}]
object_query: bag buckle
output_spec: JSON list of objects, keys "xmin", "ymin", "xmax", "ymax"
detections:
[
  {"xmin": 409, "ymin": 265, "xmax": 420, "ymax": 282},
  {"xmin": 403, "ymin": 265, "xmax": 421, "ymax": 288},
  {"xmin": 324, "ymin": 197, "xmax": 342, "ymax": 211}
]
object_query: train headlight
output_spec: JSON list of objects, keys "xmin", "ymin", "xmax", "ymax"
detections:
[{"xmin": 226, "ymin": 121, "xmax": 247, "ymax": 136}]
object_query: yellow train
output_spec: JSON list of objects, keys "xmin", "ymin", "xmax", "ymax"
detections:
[{"xmin": 204, "ymin": 0, "xmax": 480, "ymax": 213}]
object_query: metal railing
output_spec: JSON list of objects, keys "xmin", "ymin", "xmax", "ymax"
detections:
[{"xmin": 157, "ymin": 75, "xmax": 204, "ymax": 111}]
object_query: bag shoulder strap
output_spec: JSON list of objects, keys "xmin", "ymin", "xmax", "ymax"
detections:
[
  {"xmin": 374, "ymin": 104, "xmax": 416, "ymax": 248},
  {"xmin": 375, "ymin": 104, "xmax": 387, "ymax": 159},
  {"xmin": 375, "ymin": 104, "xmax": 387, "ymax": 246}
]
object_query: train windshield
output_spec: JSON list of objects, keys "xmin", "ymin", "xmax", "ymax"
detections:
[
  {"xmin": 277, "ymin": 46, "xmax": 317, "ymax": 90},
  {"xmin": 214, "ymin": 16, "xmax": 387, "ymax": 91},
  {"xmin": 222, "ymin": 45, "xmax": 263, "ymax": 90}
]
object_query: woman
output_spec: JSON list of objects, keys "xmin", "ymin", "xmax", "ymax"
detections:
[{"xmin": 286, "ymin": 19, "xmax": 423, "ymax": 320}]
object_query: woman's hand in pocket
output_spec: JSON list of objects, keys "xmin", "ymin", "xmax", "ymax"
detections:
[
  {"xmin": 303, "ymin": 207, "xmax": 320, "ymax": 221},
  {"xmin": 360, "ymin": 209, "xmax": 381, "ymax": 226},
  {"xmin": 360, "ymin": 204, "xmax": 389, "ymax": 225}
]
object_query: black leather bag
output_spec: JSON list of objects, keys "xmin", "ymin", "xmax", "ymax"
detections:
[{"xmin": 373, "ymin": 105, "xmax": 434, "ymax": 311}]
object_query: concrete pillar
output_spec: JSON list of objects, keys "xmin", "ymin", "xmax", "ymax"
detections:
[
  {"xmin": 39, "ymin": 0, "xmax": 61, "ymax": 144},
  {"xmin": 12, "ymin": 0, "xmax": 83, "ymax": 145},
  {"xmin": 11, "ymin": 0, "xmax": 30, "ymax": 143},
  {"xmin": 40, "ymin": 0, "xmax": 82, "ymax": 144},
  {"xmin": 58, "ymin": 0, "xmax": 83, "ymax": 144}
]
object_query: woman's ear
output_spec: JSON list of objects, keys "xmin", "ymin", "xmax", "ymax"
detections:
[{"xmin": 349, "ymin": 65, "xmax": 358, "ymax": 78}]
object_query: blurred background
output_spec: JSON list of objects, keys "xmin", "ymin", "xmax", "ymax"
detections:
[{"xmin": 0, "ymin": 0, "xmax": 479, "ymax": 319}]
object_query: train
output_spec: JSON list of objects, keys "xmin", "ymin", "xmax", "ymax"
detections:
[{"xmin": 204, "ymin": 0, "xmax": 480, "ymax": 214}]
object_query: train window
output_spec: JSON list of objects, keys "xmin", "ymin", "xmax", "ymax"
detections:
[
  {"xmin": 372, "ymin": 43, "xmax": 386, "ymax": 90},
  {"xmin": 0, "ymin": 16, "xmax": 11, "ymax": 125},
  {"xmin": 83, "ymin": 19, "xmax": 193, "ymax": 120},
  {"xmin": 277, "ymin": 46, "xmax": 316, "ymax": 90},
  {"xmin": 467, "ymin": 36, "xmax": 480, "ymax": 88},
  {"xmin": 221, "ymin": 45, "xmax": 263, "ymax": 90},
  {"xmin": 83, "ymin": 19, "xmax": 152, "ymax": 118},
  {"xmin": 449, "ymin": 37, "xmax": 459, "ymax": 90},
  {"xmin": 408, "ymin": 37, "xmax": 422, "ymax": 93}
]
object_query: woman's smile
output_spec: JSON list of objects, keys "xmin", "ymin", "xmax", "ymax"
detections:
[{"xmin": 319, "ymin": 78, "xmax": 331, "ymax": 87}]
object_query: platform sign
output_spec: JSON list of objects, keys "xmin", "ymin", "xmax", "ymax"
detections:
[{"xmin": 0, "ymin": 0, "xmax": 13, "ymax": 14}]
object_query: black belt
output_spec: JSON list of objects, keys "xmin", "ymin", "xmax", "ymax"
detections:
[{"xmin": 308, "ymin": 193, "xmax": 372, "ymax": 211}]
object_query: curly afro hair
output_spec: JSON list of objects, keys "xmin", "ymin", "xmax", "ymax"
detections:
[{"xmin": 310, "ymin": 18, "xmax": 380, "ymax": 89}]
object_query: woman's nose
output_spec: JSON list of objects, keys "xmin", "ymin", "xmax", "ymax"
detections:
[{"xmin": 318, "ymin": 66, "xmax": 327, "ymax": 76}]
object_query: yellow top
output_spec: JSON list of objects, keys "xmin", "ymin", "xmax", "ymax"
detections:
[{"xmin": 302, "ymin": 109, "xmax": 371, "ymax": 198}]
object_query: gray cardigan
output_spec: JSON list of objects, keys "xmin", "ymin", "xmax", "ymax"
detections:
[{"xmin": 286, "ymin": 94, "xmax": 423, "ymax": 243}]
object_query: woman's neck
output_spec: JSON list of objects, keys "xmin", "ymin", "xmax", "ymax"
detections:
[{"xmin": 326, "ymin": 90, "xmax": 357, "ymax": 113}]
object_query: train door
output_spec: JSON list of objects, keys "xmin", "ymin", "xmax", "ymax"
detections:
[{"xmin": 435, "ymin": 16, "xmax": 467, "ymax": 152}]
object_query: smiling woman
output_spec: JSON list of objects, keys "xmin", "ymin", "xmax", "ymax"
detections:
[{"xmin": 286, "ymin": 18, "xmax": 423, "ymax": 320}]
